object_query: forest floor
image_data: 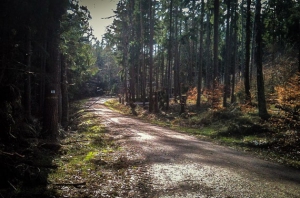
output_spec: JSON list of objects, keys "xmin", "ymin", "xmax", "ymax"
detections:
[
  {"xmin": 2, "ymin": 96, "xmax": 300, "ymax": 197},
  {"xmin": 49, "ymin": 96, "xmax": 300, "ymax": 197}
]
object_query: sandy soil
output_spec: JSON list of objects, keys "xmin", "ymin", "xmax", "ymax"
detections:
[{"xmin": 90, "ymin": 97, "xmax": 300, "ymax": 198}]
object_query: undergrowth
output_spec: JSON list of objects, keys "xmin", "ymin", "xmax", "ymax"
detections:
[
  {"xmin": 47, "ymin": 100, "xmax": 122, "ymax": 197},
  {"xmin": 47, "ymin": 98, "xmax": 149, "ymax": 197}
]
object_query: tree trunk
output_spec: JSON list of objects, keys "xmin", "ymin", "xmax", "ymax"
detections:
[
  {"xmin": 231, "ymin": 0, "xmax": 238, "ymax": 104},
  {"xmin": 58, "ymin": 55, "xmax": 62, "ymax": 124},
  {"xmin": 174, "ymin": 6, "xmax": 181, "ymax": 102},
  {"xmin": 213, "ymin": 0, "xmax": 219, "ymax": 107},
  {"xmin": 43, "ymin": 0, "xmax": 66, "ymax": 139},
  {"xmin": 244, "ymin": 0, "xmax": 252, "ymax": 104},
  {"xmin": 197, "ymin": 0, "xmax": 205, "ymax": 108},
  {"xmin": 61, "ymin": 54, "xmax": 69, "ymax": 129},
  {"xmin": 149, "ymin": 0, "xmax": 154, "ymax": 112},
  {"xmin": 255, "ymin": 0, "xmax": 270, "ymax": 120},
  {"xmin": 298, "ymin": 19, "xmax": 300, "ymax": 73},
  {"xmin": 24, "ymin": 27, "xmax": 32, "ymax": 118},
  {"xmin": 39, "ymin": 31, "xmax": 47, "ymax": 117},
  {"xmin": 205, "ymin": 6, "xmax": 212, "ymax": 89},
  {"xmin": 140, "ymin": 1, "xmax": 146, "ymax": 105},
  {"xmin": 43, "ymin": 29, "xmax": 60, "ymax": 139},
  {"xmin": 166, "ymin": 0, "xmax": 173, "ymax": 110},
  {"xmin": 223, "ymin": 0, "xmax": 231, "ymax": 107}
]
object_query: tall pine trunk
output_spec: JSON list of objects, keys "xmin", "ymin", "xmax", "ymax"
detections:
[
  {"xmin": 255, "ymin": 0, "xmax": 269, "ymax": 120},
  {"xmin": 61, "ymin": 54, "xmax": 69, "ymax": 129},
  {"xmin": 149, "ymin": 0, "xmax": 154, "ymax": 112},
  {"xmin": 231, "ymin": 0, "xmax": 238, "ymax": 104},
  {"xmin": 43, "ymin": 0, "xmax": 66, "ymax": 139},
  {"xmin": 39, "ymin": 31, "xmax": 47, "ymax": 117},
  {"xmin": 173, "ymin": 6, "xmax": 178, "ymax": 102},
  {"xmin": 166, "ymin": 0, "xmax": 173, "ymax": 110},
  {"xmin": 24, "ymin": 28, "xmax": 32, "ymax": 118},
  {"xmin": 140, "ymin": 1, "xmax": 146, "ymax": 106},
  {"xmin": 213, "ymin": 0, "xmax": 219, "ymax": 107},
  {"xmin": 197, "ymin": 0, "xmax": 205, "ymax": 108},
  {"xmin": 43, "ymin": 27, "xmax": 60, "ymax": 139},
  {"xmin": 223, "ymin": 0, "xmax": 231, "ymax": 107},
  {"xmin": 244, "ymin": 0, "xmax": 252, "ymax": 104},
  {"xmin": 205, "ymin": 6, "xmax": 212, "ymax": 89},
  {"xmin": 240, "ymin": 0, "xmax": 245, "ymax": 81}
]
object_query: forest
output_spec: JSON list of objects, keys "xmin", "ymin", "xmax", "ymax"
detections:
[{"xmin": 0, "ymin": 0, "xmax": 299, "ymax": 197}]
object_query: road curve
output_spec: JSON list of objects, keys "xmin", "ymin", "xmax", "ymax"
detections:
[{"xmin": 90, "ymin": 97, "xmax": 300, "ymax": 198}]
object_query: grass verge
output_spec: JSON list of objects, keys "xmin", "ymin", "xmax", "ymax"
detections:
[{"xmin": 46, "ymin": 98, "xmax": 150, "ymax": 197}]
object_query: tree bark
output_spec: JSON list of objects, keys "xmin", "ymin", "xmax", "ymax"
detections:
[
  {"xmin": 213, "ymin": 0, "xmax": 220, "ymax": 107},
  {"xmin": 61, "ymin": 54, "xmax": 69, "ymax": 129},
  {"xmin": 255, "ymin": 0, "xmax": 270, "ymax": 120},
  {"xmin": 231, "ymin": 0, "xmax": 238, "ymax": 104},
  {"xmin": 173, "ymin": 6, "xmax": 179, "ymax": 102},
  {"xmin": 43, "ymin": 31, "xmax": 60, "ymax": 139},
  {"xmin": 240, "ymin": 0, "xmax": 245, "ymax": 81},
  {"xmin": 149, "ymin": 0, "xmax": 154, "ymax": 112},
  {"xmin": 298, "ymin": 19, "xmax": 300, "ymax": 73},
  {"xmin": 205, "ymin": 5, "xmax": 212, "ymax": 89},
  {"xmin": 24, "ymin": 27, "xmax": 32, "ymax": 118},
  {"xmin": 39, "ymin": 31, "xmax": 47, "ymax": 117},
  {"xmin": 244, "ymin": 0, "xmax": 252, "ymax": 104},
  {"xmin": 43, "ymin": 0, "xmax": 66, "ymax": 139},
  {"xmin": 140, "ymin": 1, "xmax": 146, "ymax": 106},
  {"xmin": 223, "ymin": 0, "xmax": 231, "ymax": 107},
  {"xmin": 166, "ymin": 0, "xmax": 173, "ymax": 110},
  {"xmin": 197, "ymin": 0, "xmax": 205, "ymax": 108}
]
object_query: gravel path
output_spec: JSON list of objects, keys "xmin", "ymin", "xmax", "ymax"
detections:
[{"xmin": 91, "ymin": 97, "xmax": 300, "ymax": 198}]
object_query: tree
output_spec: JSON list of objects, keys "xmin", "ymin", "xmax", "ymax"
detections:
[
  {"xmin": 24, "ymin": 27, "xmax": 32, "ymax": 118},
  {"xmin": 231, "ymin": 0, "xmax": 239, "ymax": 104},
  {"xmin": 213, "ymin": 0, "xmax": 220, "ymax": 107},
  {"xmin": 61, "ymin": 54, "xmax": 69, "ymax": 129},
  {"xmin": 255, "ymin": 0, "xmax": 270, "ymax": 120},
  {"xmin": 223, "ymin": 0, "xmax": 231, "ymax": 107},
  {"xmin": 166, "ymin": 0, "xmax": 173, "ymax": 110},
  {"xmin": 149, "ymin": 0, "xmax": 154, "ymax": 112},
  {"xmin": 244, "ymin": 0, "xmax": 252, "ymax": 104},
  {"xmin": 197, "ymin": 0, "xmax": 205, "ymax": 108},
  {"xmin": 43, "ymin": 0, "xmax": 68, "ymax": 139}
]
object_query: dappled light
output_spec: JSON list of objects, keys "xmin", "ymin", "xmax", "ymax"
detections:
[{"xmin": 1, "ymin": 0, "xmax": 300, "ymax": 197}]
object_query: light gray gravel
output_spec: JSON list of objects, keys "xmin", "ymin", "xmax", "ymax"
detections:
[{"xmin": 92, "ymin": 97, "xmax": 300, "ymax": 198}]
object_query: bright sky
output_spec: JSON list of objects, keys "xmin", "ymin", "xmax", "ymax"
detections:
[{"xmin": 78, "ymin": 0, "xmax": 118, "ymax": 41}]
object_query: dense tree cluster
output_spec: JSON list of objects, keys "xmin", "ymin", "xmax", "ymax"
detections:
[
  {"xmin": 0, "ymin": 0, "xmax": 299, "ymax": 147},
  {"xmin": 103, "ymin": 0, "xmax": 299, "ymax": 118},
  {"xmin": 0, "ymin": 0, "xmax": 111, "ymax": 141},
  {"xmin": 0, "ymin": 0, "xmax": 299, "ymax": 195}
]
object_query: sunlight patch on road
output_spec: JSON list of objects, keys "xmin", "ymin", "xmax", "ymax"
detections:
[
  {"xmin": 110, "ymin": 117, "xmax": 121, "ymax": 123},
  {"xmin": 129, "ymin": 129, "xmax": 156, "ymax": 140}
]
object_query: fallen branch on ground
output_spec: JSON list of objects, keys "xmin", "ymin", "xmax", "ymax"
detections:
[
  {"xmin": 61, "ymin": 139, "xmax": 89, "ymax": 145},
  {"xmin": 0, "ymin": 151, "xmax": 25, "ymax": 158},
  {"xmin": 53, "ymin": 182, "xmax": 86, "ymax": 188}
]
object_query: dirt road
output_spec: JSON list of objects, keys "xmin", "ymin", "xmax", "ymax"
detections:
[{"xmin": 91, "ymin": 97, "xmax": 300, "ymax": 198}]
